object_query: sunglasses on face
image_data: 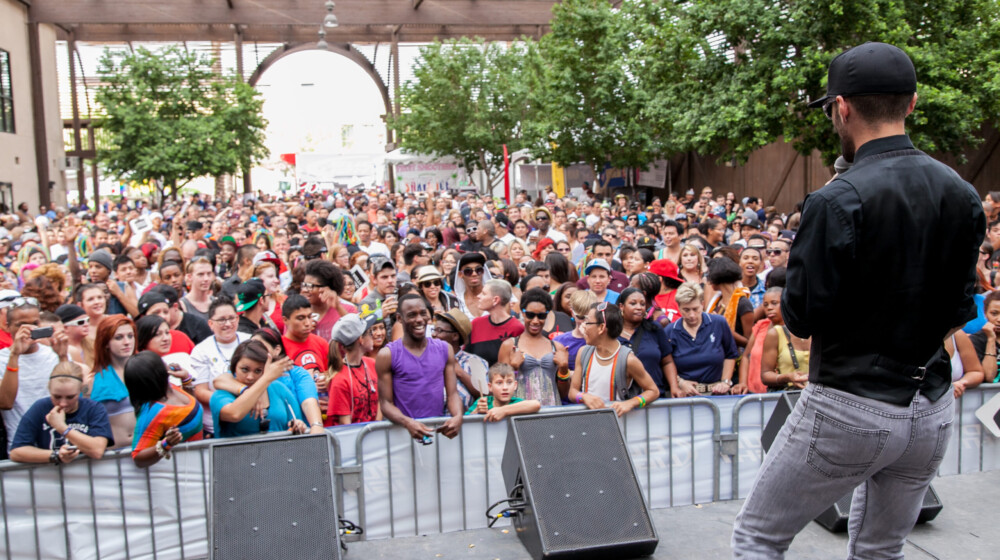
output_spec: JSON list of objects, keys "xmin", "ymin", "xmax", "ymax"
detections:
[
  {"xmin": 766, "ymin": 249, "xmax": 785, "ymax": 256},
  {"xmin": 823, "ymin": 97, "xmax": 837, "ymax": 118},
  {"xmin": 461, "ymin": 266, "xmax": 485, "ymax": 276},
  {"xmin": 65, "ymin": 317, "xmax": 89, "ymax": 327},
  {"xmin": 466, "ymin": 227, "xmax": 478, "ymax": 234},
  {"xmin": 420, "ymin": 280, "xmax": 443, "ymax": 288},
  {"xmin": 522, "ymin": 310, "xmax": 546, "ymax": 320},
  {"xmin": 535, "ymin": 215, "xmax": 549, "ymax": 221}
]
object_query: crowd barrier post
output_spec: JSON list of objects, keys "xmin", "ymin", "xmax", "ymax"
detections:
[{"xmin": 729, "ymin": 393, "xmax": 782, "ymax": 499}]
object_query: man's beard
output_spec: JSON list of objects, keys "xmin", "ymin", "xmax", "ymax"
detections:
[{"xmin": 834, "ymin": 110, "xmax": 857, "ymax": 162}]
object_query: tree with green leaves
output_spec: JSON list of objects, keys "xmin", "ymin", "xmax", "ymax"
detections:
[
  {"xmin": 95, "ymin": 45, "xmax": 268, "ymax": 200},
  {"xmin": 391, "ymin": 39, "xmax": 543, "ymax": 193},
  {"xmin": 529, "ymin": 0, "xmax": 657, "ymax": 189},
  {"xmin": 632, "ymin": 0, "xmax": 1000, "ymax": 165}
]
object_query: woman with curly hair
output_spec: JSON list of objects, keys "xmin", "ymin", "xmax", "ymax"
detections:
[{"xmin": 20, "ymin": 275, "xmax": 64, "ymax": 312}]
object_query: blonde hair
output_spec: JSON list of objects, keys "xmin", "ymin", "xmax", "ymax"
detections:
[
  {"xmin": 677, "ymin": 243, "xmax": 706, "ymax": 272},
  {"xmin": 674, "ymin": 282, "xmax": 704, "ymax": 306},
  {"xmin": 568, "ymin": 289, "xmax": 599, "ymax": 316},
  {"xmin": 49, "ymin": 361, "xmax": 84, "ymax": 385}
]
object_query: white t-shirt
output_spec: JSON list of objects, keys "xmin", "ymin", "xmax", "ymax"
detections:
[
  {"xmin": 190, "ymin": 333, "xmax": 249, "ymax": 433},
  {"xmin": 360, "ymin": 241, "xmax": 390, "ymax": 257},
  {"xmin": 542, "ymin": 229, "xmax": 568, "ymax": 243},
  {"xmin": 0, "ymin": 345, "xmax": 60, "ymax": 450}
]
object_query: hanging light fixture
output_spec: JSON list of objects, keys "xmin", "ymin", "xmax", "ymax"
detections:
[
  {"xmin": 317, "ymin": 28, "xmax": 329, "ymax": 50},
  {"xmin": 323, "ymin": 0, "xmax": 339, "ymax": 28}
]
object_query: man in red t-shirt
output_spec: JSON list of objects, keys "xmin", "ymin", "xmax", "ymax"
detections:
[
  {"xmin": 281, "ymin": 294, "xmax": 329, "ymax": 373},
  {"xmin": 466, "ymin": 279, "xmax": 524, "ymax": 365}
]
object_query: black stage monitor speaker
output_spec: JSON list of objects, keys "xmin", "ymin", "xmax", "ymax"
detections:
[
  {"xmin": 501, "ymin": 409, "xmax": 658, "ymax": 560},
  {"xmin": 760, "ymin": 391, "xmax": 943, "ymax": 533},
  {"xmin": 210, "ymin": 433, "xmax": 341, "ymax": 560},
  {"xmin": 761, "ymin": 390, "xmax": 801, "ymax": 453},
  {"xmin": 814, "ymin": 485, "xmax": 942, "ymax": 533}
]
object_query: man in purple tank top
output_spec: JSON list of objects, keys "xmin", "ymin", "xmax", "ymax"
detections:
[{"xmin": 376, "ymin": 294, "xmax": 463, "ymax": 440}]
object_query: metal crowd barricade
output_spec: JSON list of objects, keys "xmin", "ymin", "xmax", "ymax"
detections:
[
  {"xmin": 729, "ymin": 393, "xmax": 781, "ymax": 499},
  {"xmin": 0, "ymin": 432, "xmax": 341, "ymax": 560},
  {"xmin": 351, "ymin": 399, "xmax": 723, "ymax": 540},
  {"xmin": 3, "ymin": 388, "xmax": 999, "ymax": 556}
]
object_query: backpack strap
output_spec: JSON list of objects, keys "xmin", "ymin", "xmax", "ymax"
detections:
[
  {"xmin": 613, "ymin": 346, "xmax": 635, "ymax": 401},
  {"xmin": 579, "ymin": 345, "xmax": 596, "ymax": 391}
]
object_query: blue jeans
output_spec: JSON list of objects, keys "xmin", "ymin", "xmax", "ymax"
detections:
[{"xmin": 732, "ymin": 383, "xmax": 954, "ymax": 559}]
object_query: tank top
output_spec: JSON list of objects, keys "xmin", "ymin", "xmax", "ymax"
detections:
[
  {"xmin": 388, "ymin": 338, "xmax": 448, "ymax": 419},
  {"xmin": 583, "ymin": 348, "xmax": 617, "ymax": 402},
  {"xmin": 949, "ymin": 334, "xmax": 964, "ymax": 382},
  {"xmin": 775, "ymin": 327, "xmax": 810, "ymax": 376},
  {"xmin": 514, "ymin": 336, "xmax": 560, "ymax": 406}
]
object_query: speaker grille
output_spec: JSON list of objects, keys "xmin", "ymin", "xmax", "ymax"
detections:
[
  {"xmin": 212, "ymin": 435, "xmax": 340, "ymax": 560},
  {"xmin": 513, "ymin": 412, "xmax": 655, "ymax": 552}
]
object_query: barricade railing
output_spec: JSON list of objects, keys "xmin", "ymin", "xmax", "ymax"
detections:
[
  {"xmin": 351, "ymin": 398, "xmax": 722, "ymax": 540},
  {"xmin": 729, "ymin": 393, "xmax": 782, "ymax": 499},
  {"xmin": 0, "ymin": 431, "xmax": 341, "ymax": 560},
  {"xmin": 1, "ymin": 387, "xmax": 998, "ymax": 557}
]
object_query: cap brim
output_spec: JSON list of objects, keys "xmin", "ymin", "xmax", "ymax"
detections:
[{"xmin": 235, "ymin": 297, "xmax": 261, "ymax": 312}]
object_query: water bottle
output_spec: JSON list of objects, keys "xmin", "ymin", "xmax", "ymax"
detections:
[{"xmin": 314, "ymin": 372, "xmax": 328, "ymax": 401}]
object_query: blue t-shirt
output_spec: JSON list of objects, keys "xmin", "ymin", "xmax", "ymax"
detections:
[
  {"xmin": 11, "ymin": 397, "xmax": 114, "ymax": 451},
  {"xmin": 665, "ymin": 313, "xmax": 739, "ymax": 384},
  {"xmin": 962, "ymin": 293, "xmax": 986, "ymax": 335},
  {"xmin": 277, "ymin": 365, "xmax": 319, "ymax": 404},
  {"xmin": 620, "ymin": 324, "xmax": 672, "ymax": 397},
  {"xmin": 210, "ymin": 382, "xmax": 303, "ymax": 439}
]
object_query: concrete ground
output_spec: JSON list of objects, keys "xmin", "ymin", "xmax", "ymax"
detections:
[{"xmin": 349, "ymin": 470, "xmax": 998, "ymax": 560}]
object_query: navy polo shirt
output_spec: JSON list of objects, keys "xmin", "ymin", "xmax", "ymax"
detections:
[
  {"xmin": 665, "ymin": 313, "xmax": 738, "ymax": 384},
  {"xmin": 619, "ymin": 324, "xmax": 672, "ymax": 397}
]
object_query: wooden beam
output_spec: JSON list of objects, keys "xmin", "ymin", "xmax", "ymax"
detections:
[
  {"xmin": 29, "ymin": 0, "xmax": 558, "ymax": 27},
  {"xmin": 28, "ymin": 22, "xmax": 52, "ymax": 209},
  {"xmin": 54, "ymin": 23, "xmax": 548, "ymax": 43}
]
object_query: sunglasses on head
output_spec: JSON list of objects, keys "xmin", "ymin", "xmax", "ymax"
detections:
[{"xmin": 461, "ymin": 266, "xmax": 485, "ymax": 276}]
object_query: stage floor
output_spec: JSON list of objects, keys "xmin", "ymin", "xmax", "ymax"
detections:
[{"xmin": 350, "ymin": 470, "xmax": 999, "ymax": 559}]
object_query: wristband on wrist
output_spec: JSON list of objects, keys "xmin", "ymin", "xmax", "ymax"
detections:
[
  {"xmin": 986, "ymin": 352, "xmax": 996, "ymax": 357},
  {"xmin": 556, "ymin": 370, "xmax": 571, "ymax": 381},
  {"xmin": 239, "ymin": 386, "xmax": 248, "ymax": 395},
  {"xmin": 575, "ymin": 393, "xmax": 584, "ymax": 404},
  {"xmin": 181, "ymin": 375, "xmax": 194, "ymax": 385},
  {"xmin": 310, "ymin": 421, "xmax": 324, "ymax": 428},
  {"xmin": 634, "ymin": 396, "xmax": 647, "ymax": 408},
  {"xmin": 50, "ymin": 450, "xmax": 60, "ymax": 464},
  {"xmin": 5, "ymin": 365, "xmax": 17, "ymax": 373},
  {"xmin": 61, "ymin": 426, "xmax": 75, "ymax": 438},
  {"xmin": 161, "ymin": 439, "xmax": 173, "ymax": 451}
]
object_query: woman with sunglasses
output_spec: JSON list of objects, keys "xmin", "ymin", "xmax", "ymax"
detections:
[
  {"xmin": 56, "ymin": 303, "xmax": 92, "ymax": 370},
  {"xmin": 415, "ymin": 266, "xmax": 458, "ymax": 314},
  {"xmin": 569, "ymin": 301, "xmax": 660, "ymax": 415},
  {"xmin": 497, "ymin": 288, "xmax": 570, "ymax": 406}
]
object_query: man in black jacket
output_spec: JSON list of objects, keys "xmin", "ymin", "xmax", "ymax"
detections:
[{"xmin": 733, "ymin": 43, "xmax": 985, "ymax": 559}]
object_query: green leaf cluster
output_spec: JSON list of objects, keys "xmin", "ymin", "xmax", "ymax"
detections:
[
  {"xmin": 393, "ymin": 0, "xmax": 1000, "ymax": 182},
  {"xmin": 391, "ymin": 40, "xmax": 543, "ymax": 190},
  {"xmin": 95, "ymin": 46, "xmax": 268, "ymax": 197}
]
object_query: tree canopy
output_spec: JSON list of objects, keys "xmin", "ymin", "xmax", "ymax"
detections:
[
  {"xmin": 391, "ymin": 39, "xmax": 543, "ymax": 191},
  {"xmin": 389, "ymin": 0, "xmax": 1000, "ymax": 183},
  {"xmin": 95, "ymin": 45, "xmax": 268, "ymax": 199}
]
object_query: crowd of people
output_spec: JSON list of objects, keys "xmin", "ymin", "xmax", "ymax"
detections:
[{"xmin": 0, "ymin": 182, "xmax": 994, "ymax": 466}]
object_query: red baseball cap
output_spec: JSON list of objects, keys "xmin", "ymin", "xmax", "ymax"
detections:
[{"xmin": 649, "ymin": 259, "xmax": 682, "ymax": 283}]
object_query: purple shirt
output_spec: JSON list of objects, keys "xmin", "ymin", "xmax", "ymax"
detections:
[{"xmin": 388, "ymin": 338, "xmax": 448, "ymax": 419}]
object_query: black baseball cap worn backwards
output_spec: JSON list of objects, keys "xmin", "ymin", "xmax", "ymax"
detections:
[{"xmin": 808, "ymin": 42, "xmax": 916, "ymax": 109}]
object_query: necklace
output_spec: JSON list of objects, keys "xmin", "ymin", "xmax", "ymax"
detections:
[{"xmin": 595, "ymin": 342, "xmax": 622, "ymax": 361}]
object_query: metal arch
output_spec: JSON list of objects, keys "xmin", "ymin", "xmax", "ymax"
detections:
[{"xmin": 247, "ymin": 42, "xmax": 394, "ymax": 125}]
